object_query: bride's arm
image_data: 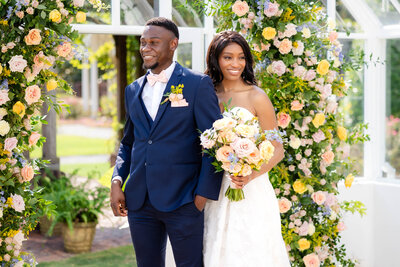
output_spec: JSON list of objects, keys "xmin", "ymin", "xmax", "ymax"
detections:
[{"xmin": 230, "ymin": 89, "xmax": 284, "ymax": 188}]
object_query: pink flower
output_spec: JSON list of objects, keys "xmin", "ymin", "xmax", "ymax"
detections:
[
  {"xmin": 337, "ymin": 221, "xmax": 346, "ymax": 232},
  {"xmin": 291, "ymin": 100, "xmax": 304, "ymax": 111},
  {"xmin": 4, "ymin": 137, "xmax": 18, "ymax": 152},
  {"xmin": 26, "ymin": 7, "xmax": 34, "ymax": 14},
  {"xmin": 16, "ymin": 11, "xmax": 24, "ymax": 19},
  {"xmin": 324, "ymin": 193, "xmax": 337, "ymax": 207},
  {"xmin": 231, "ymin": 138, "xmax": 256, "ymax": 158},
  {"xmin": 320, "ymin": 84, "xmax": 332, "ymax": 100},
  {"xmin": 11, "ymin": 194, "xmax": 25, "ymax": 213},
  {"xmin": 304, "ymin": 70, "xmax": 316, "ymax": 81},
  {"xmin": 277, "ymin": 112, "xmax": 291, "ymax": 128},
  {"xmin": 271, "ymin": 60, "xmax": 286, "ymax": 76},
  {"xmin": 298, "ymin": 221, "xmax": 309, "ymax": 236},
  {"xmin": 284, "ymin": 23, "xmax": 297, "ymax": 38},
  {"xmin": 246, "ymin": 148, "xmax": 261, "ymax": 165},
  {"xmin": 264, "ymin": 2, "xmax": 280, "ymax": 17},
  {"xmin": 25, "ymin": 85, "xmax": 41, "ymax": 105},
  {"xmin": 21, "ymin": 165, "xmax": 34, "ymax": 182},
  {"xmin": 216, "ymin": 146, "xmax": 234, "ymax": 163},
  {"xmin": 29, "ymin": 132, "xmax": 41, "ymax": 146},
  {"xmin": 24, "ymin": 67, "xmax": 38, "ymax": 83},
  {"xmin": 321, "ymin": 150, "xmax": 334, "ymax": 165},
  {"xmin": 288, "ymin": 165, "xmax": 295, "ymax": 171},
  {"xmin": 3, "ymin": 254, "xmax": 10, "ymax": 262},
  {"xmin": 248, "ymin": 11, "xmax": 255, "ymax": 19},
  {"xmin": 292, "ymin": 41, "xmax": 304, "ymax": 56},
  {"xmin": 293, "ymin": 66, "xmax": 307, "ymax": 79},
  {"xmin": 278, "ymin": 197, "xmax": 292, "ymax": 213},
  {"xmin": 57, "ymin": 42, "xmax": 72, "ymax": 57},
  {"xmin": 8, "ymin": 55, "xmax": 27, "ymax": 72},
  {"xmin": 32, "ymin": 0, "xmax": 39, "ymax": 7},
  {"xmin": 200, "ymin": 132, "xmax": 216, "ymax": 149},
  {"xmin": 325, "ymin": 98, "xmax": 338, "ymax": 113},
  {"xmin": 304, "ymin": 149, "xmax": 312, "ymax": 157},
  {"xmin": 279, "ymin": 38, "xmax": 292, "ymax": 54},
  {"xmin": 303, "ymin": 253, "xmax": 320, "ymax": 267},
  {"xmin": 24, "ymin": 28, "xmax": 42, "ymax": 45},
  {"xmin": 312, "ymin": 130, "xmax": 325, "ymax": 143},
  {"xmin": 6, "ymin": 42, "xmax": 15, "ymax": 49},
  {"xmin": 232, "ymin": 1, "xmax": 249, "ymax": 17},
  {"xmin": 329, "ymin": 31, "xmax": 338, "ymax": 42},
  {"xmin": 0, "ymin": 90, "xmax": 10, "ymax": 105},
  {"xmin": 311, "ymin": 191, "xmax": 326, "ymax": 205}
]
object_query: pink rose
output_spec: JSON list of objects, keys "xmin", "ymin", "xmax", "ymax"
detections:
[
  {"xmin": 248, "ymin": 11, "xmax": 255, "ymax": 19},
  {"xmin": 325, "ymin": 98, "xmax": 338, "ymax": 114},
  {"xmin": 312, "ymin": 130, "xmax": 325, "ymax": 143},
  {"xmin": 337, "ymin": 221, "xmax": 346, "ymax": 232},
  {"xmin": 32, "ymin": 0, "xmax": 39, "ymax": 7},
  {"xmin": 25, "ymin": 85, "xmax": 41, "ymax": 105},
  {"xmin": 24, "ymin": 29, "xmax": 42, "ymax": 45},
  {"xmin": 311, "ymin": 191, "xmax": 326, "ymax": 205},
  {"xmin": 304, "ymin": 70, "xmax": 316, "ymax": 81},
  {"xmin": 279, "ymin": 38, "xmax": 292, "ymax": 54},
  {"xmin": 21, "ymin": 165, "xmax": 34, "ymax": 182},
  {"xmin": 29, "ymin": 132, "xmax": 41, "ymax": 146},
  {"xmin": 200, "ymin": 130, "xmax": 216, "ymax": 149},
  {"xmin": 288, "ymin": 165, "xmax": 295, "ymax": 171},
  {"xmin": 264, "ymin": 2, "xmax": 280, "ymax": 17},
  {"xmin": 284, "ymin": 23, "xmax": 297, "ymax": 38},
  {"xmin": 271, "ymin": 60, "xmax": 286, "ymax": 76},
  {"xmin": 11, "ymin": 194, "xmax": 25, "ymax": 213},
  {"xmin": 57, "ymin": 42, "xmax": 72, "ymax": 57},
  {"xmin": 304, "ymin": 149, "xmax": 312, "ymax": 157},
  {"xmin": 320, "ymin": 84, "xmax": 332, "ymax": 100},
  {"xmin": 0, "ymin": 90, "xmax": 10, "ymax": 105},
  {"xmin": 232, "ymin": 1, "xmax": 249, "ymax": 17},
  {"xmin": 298, "ymin": 221, "xmax": 309, "ymax": 236},
  {"xmin": 329, "ymin": 31, "xmax": 338, "ymax": 42},
  {"xmin": 217, "ymin": 129, "xmax": 238, "ymax": 143},
  {"xmin": 303, "ymin": 253, "xmax": 320, "ymax": 267},
  {"xmin": 291, "ymin": 100, "xmax": 304, "ymax": 111},
  {"xmin": 216, "ymin": 146, "xmax": 234, "ymax": 163},
  {"xmin": 26, "ymin": 7, "xmax": 34, "ymax": 14},
  {"xmin": 4, "ymin": 137, "xmax": 18, "ymax": 152},
  {"xmin": 324, "ymin": 193, "xmax": 337, "ymax": 207},
  {"xmin": 278, "ymin": 197, "xmax": 292, "ymax": 213},
  {"xmin": 293, "ymin": 66, "xmax": 307, "ymax": 79},
  {"xmin": 321, "ymin": 150, "xmax": 334, "ymax": 165},
  {"xmin": 8, "ymin": 55, "xmax": 27, "ymax": 72},
  {"xmin": 16, "ymin": 11, "xmax": 24, "ymax": 19},
  {"xmin": 6, "ymin": 42, "xmax": 15, "ymax": 49},
  {"xmin": 33, "ymin": 51, "xmax": 46, "ymax": 68},
  {"xmin": 231, "ymin": 138, "xmax": 256, "ymax": 158},
  {"xmin": 240, "ymin": 164, "xmax": 252, "ymax": 176},
  {"xmin": 24, "ymin": 67, "xmax": 38, "ymax": 83},
  {"xmin": 277, "ymin": 112, "xmax": 291, "ymax": 128}
]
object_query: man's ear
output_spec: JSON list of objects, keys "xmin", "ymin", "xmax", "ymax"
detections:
[{"xmin": 170, "ymin": 38, "xmax": 178, "ymax": 52}]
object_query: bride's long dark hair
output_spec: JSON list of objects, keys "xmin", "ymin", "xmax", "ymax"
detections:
[{"xmin": 205, "ymin": 31, "xmax": 256, "ymax": 86}]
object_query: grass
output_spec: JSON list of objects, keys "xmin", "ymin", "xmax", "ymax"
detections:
[
  {"xmin": 61, "ymin": 163, "xmax": 111, "ymax": 179},
  {"xmin": 38, "ymin": 245, "xmax": 137, "ymax": 267},
  {"xmin": 31, "ymin": 135, "xmax": 113, "ymax": 158}
]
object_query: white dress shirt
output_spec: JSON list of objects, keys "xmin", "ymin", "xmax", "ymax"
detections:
[{"xmin": 112, "ymin": 62, "xmax": 176, "ymax": 185}]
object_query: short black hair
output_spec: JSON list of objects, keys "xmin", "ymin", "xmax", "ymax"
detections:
[
  {"xmin": 145, "ymin": 17, "xmax": 179, "ymax": 40},
  {"xmin": 205, "ymin": 31, "xmax": 256, "ymax": 86}
]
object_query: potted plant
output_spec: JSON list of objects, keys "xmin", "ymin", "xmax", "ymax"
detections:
[{"xmin": 49, "ymin": 176, "xmax": 109, "ymax": 253}]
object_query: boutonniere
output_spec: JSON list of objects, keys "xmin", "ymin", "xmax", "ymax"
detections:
[{"xmin": 160, "ymin": 84, "xmax": 189, "ymax": 107}]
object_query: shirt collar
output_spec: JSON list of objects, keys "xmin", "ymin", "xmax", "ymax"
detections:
[{"xmin": 148, "ymin": 61, "xmax": 176, "ymax": 81}]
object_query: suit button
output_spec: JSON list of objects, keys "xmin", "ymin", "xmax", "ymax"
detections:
[
  {"xmin": 148, "ymin": 140, "xmax": 152, "ymax": 144},
  {"xmin": 144, "ymin": 162, "xmax": 147, "ymax": 166}
]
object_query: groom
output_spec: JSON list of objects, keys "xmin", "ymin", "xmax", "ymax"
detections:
[{"xmin": 110, "ymin": 17, "xmax": 222, "ymax": 267}]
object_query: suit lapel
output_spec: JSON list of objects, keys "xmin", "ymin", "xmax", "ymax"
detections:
[
  {"xmin": 149, "ymin": 63, "xmax": 183, "ymax": 136},
  {"xmin": 133, "ymin": 73, "xmax": 151, "ymax": 133}
]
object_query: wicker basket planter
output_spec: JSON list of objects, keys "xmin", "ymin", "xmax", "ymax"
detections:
[
  {"xmin": 39, "ymin": 216, "xmax": 62, "ymax": 236},
  {"xmin": 62, "ymin": 222, "xmax": 97, "ymax": 253}
]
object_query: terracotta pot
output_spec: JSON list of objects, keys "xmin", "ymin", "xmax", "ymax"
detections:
[
  {"xmin": 62, "ymin": 222, "xmax": 97, "ymax": 253},
  {"xmin": 39, "ymin": 216, "xmax": 62, "ymax": 236}
]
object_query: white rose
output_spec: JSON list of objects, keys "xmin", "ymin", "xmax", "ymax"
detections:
[
  {"xmin": 308, "ymin": 223, "xmax": 315, "ymax": 236},
  {"xmin": 235, "ymin": 124, "xmax": 256, "ymax": 138},
  {"xmin": 8, "ymin": 55, "xmax": 27, "ymax": 72},
  {"xmin": 0, "ymin": 108, "xmax": 7, "ymax": 120},
  {"xmin": 0, "ymin": 120, "xmax": 10, "ymax": 136},
  {"xmin": 213, "ymin": 117, "xmax": 237, "ymax": 130},
  {"xmin": 73, "ymin": 0, "xmax": 85, "ymax": 7},
  {"xmin": 289, "ymin": 136, "xmax": 301, "ymax": 149},
  {"xmin": 302, "ymin": 27, "xmax": 311, "ymax": 38}
]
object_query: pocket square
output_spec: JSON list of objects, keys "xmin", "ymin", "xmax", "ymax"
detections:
[{"xmin": 171, "ymin": 99, "xmax": 189, "ymax": 107}]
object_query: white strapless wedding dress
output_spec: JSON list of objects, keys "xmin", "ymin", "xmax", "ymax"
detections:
[{"xmin": 167, "ymin": 107, "xmax": 291, "ymax": 267}]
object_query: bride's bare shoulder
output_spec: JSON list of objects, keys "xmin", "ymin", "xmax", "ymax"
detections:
[{"xmin": 249, "ymin": 86, "xmax": 273, "ymax": 107}]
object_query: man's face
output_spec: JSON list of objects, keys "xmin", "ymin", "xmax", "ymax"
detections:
[{"xmin": 140, "ymin": 25, "xmax": 178, "ymax": 73}]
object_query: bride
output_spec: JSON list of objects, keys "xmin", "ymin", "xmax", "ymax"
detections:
[
  {"xmin": 167, "ymin": 31, "xmax": 291, "ymax": 266},
  {"xmin": 202, "ymin": 31, "xmax": 291, "ymax": 267}
]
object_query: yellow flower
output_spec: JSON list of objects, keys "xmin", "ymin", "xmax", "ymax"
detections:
[
  {"xmin": 6, "ymin": 197, "xmax": 13, "ymax": 206},
  {"xmin": 293, "ymin": 180, "xmax": 307, "ymax": 194},
  {"xmin": 345, "ymin": 174, "xmax": 354, "ymax": 188},
  {"xmin": 0, "ymin": 65, "xmax": 2, "ymax": 74},
  {"xmin": 13, "ymin": 101, "xmax": 26, "ymax": 118},
  {"xmin": 312, "ymin": 113, "xmax": 325, "ymax": 128},
  {"xmin": 337, "ymin": 126, "xmax": 347, "ymax": 141},
  {"xmin": 76, "ymin": 11, "xmax": 86, "ymax": 23},
  {"xmin": 262, "ymin": 27, "xmax": 277, "ymax": 40},
  {"xmin": 46, "ymin": 79, "xmax": 58, "ymax": 91},
  {"xmin": 298, "ymin": 238, "xmax": 311, "ymax": 251},
  {"xmin": 49, "ymin": 10, "xmax": 62, "ymax": 23},
  {"xmin": 317, "ymin": 59, "xmax": 330, "ymax": 75}
]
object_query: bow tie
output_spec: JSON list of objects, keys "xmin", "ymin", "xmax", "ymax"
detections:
[{"xmin": 147, "ymin": 70, "xmax": 168, "ymax": 86}]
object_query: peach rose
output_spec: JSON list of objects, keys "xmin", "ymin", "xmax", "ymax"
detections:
[
  {"xmin": 240, "ymin": 164, "xmax": 252, "ymax": 176},
  {"xmin": 246, "ymin": 148, "xmax": 261, "ymax": 165},
  {"xmin": 8, "ymin": 55, "xmax": 27, "ymax": 72},
  {"xmin": 216, "ymin": 146, "xmax": 234, "ymax": 163},
  {"xmin": 232, "ymin": 1, "xmax": 249, "ymax": 17},
  {"xmin": 24, "ymin": 29, "xmax": 41, "ymax": 45},
  {"xmin": 21, "ymin": 165, "xmax": 34, "ymax": 182},
  {"xmin": 278, "ymin": 197, "xmax": 292, "ymax": 213},
  {"xmin": 303, "ymin": 253, "xmax": 320, "ymax": 267},
  {"xmin": 311, "ymin": 191, "xmax": 326, "ymax": 205},
  {"xmin": 279, "ymin": 38, "xmax": 292, "ymax": 55},
  {"xmin": 231, "ymin": 138, "xmax": 256, "ymax": 158},
  {"xmin": 291, "ymin": 100, "xmax": 304, "ymax": 111},
  {"xmin": 329, "ymin": 31, "xmax": 338, "ymax": 43},
  {"xmin": 33, "ymin": 51, "xmax": 46, "ymax": 68},
  {"xmin": 217, "ymin": 129, "xmax": 238, "ymax": 143},
  {"xmin": 4, "ymin": 137, "xmax": 18, "ymax": 152},
  {"xmin": 57, "ymin": 42, "xmax": 72, "ymax": 58},
  {"xmin": 321, "ymin": 150, "xmax": 334, "ymax": 165},
  {"xmin": 337, "ymin": 221, "xmax": 346, "ymax": 232},
  {"xmin": 277, "ymin": 112, "xmax": 291, "ymax": 128},
  {"xmin": 259, "ymin": 140, "xmax": 274, "ymax": 161},
  {"xmin": 25, "ymin": 85, "xmax": 41, "ymax": 105},
  {"xmin": 235, "ymin": 124, "xmax": 256, "ymax": 138},
  {"xmin": 213, "ymin": 117, "xmax": 237, "ymax": 130},
  {"xmin": 29, "ymin": 132, "xmax": 41, "ymax": 147}
]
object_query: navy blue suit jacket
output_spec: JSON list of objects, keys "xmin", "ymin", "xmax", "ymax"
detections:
[{"xmin": 112, "ymin": 63, "xmax": 223, "ymax": 212}]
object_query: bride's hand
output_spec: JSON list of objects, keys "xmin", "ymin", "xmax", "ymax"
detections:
[{"xmin": 230, "ymin": 174, "xmax": 254, "ymax": 189}]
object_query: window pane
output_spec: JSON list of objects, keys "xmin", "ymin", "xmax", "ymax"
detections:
[
  {"xmin": 386, "ymin": 39, "xmax": 400, "ymax": 178},
  {"xmin": 336, "ymin": 0, "xmax": 364, "ymax": 33},
  {"xmin": 364, "ymin": 0, "xmax": 400, "ymax": 26},
  {"xmin": 86, "ymin": 0, "xmax": 111, "ymax": 25},
  {"xmin": 338, "ymin": 39, "xmax": 365, "ymax": 176},
  {"xmin": 172, "ymin": 0, "xmax": 204, "ymax": 27},
  {"xmin": 121, "ymin": 0, "xmax": 154, "ymax": 25},
  {"xmin": 177, "ymin": 43, "xmax": 192, "ymax": 69}
]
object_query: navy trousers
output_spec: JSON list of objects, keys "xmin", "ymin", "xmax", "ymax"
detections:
[{"xmin": 128, "ymin": 198, "xmax": 204, "ymax": 267}]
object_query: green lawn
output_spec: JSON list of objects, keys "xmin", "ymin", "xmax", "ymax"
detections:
[
  {"xmin": 31, "ymin": 135, "xmax": 113, "ymax": 158},
  {"xmin": 61, "ymin": 163, "xmax": 111, "ymax": 179},
  {"xmin": 39, "ymin": 245, "xmax": 137, "ymax": 267}
]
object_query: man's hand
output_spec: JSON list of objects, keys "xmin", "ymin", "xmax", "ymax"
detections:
[
  {"xmin": 110, "ymin": 180, "xmax": 128, "ymax": 217},
  {"xmin": 194, "ymin": 195, "xmax": 207, "ymax": 212}
]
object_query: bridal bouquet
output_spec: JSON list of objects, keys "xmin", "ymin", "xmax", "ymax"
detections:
[{"xmin": 200, "ymin": 108, "xmax": 283, "ymax": 201}]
